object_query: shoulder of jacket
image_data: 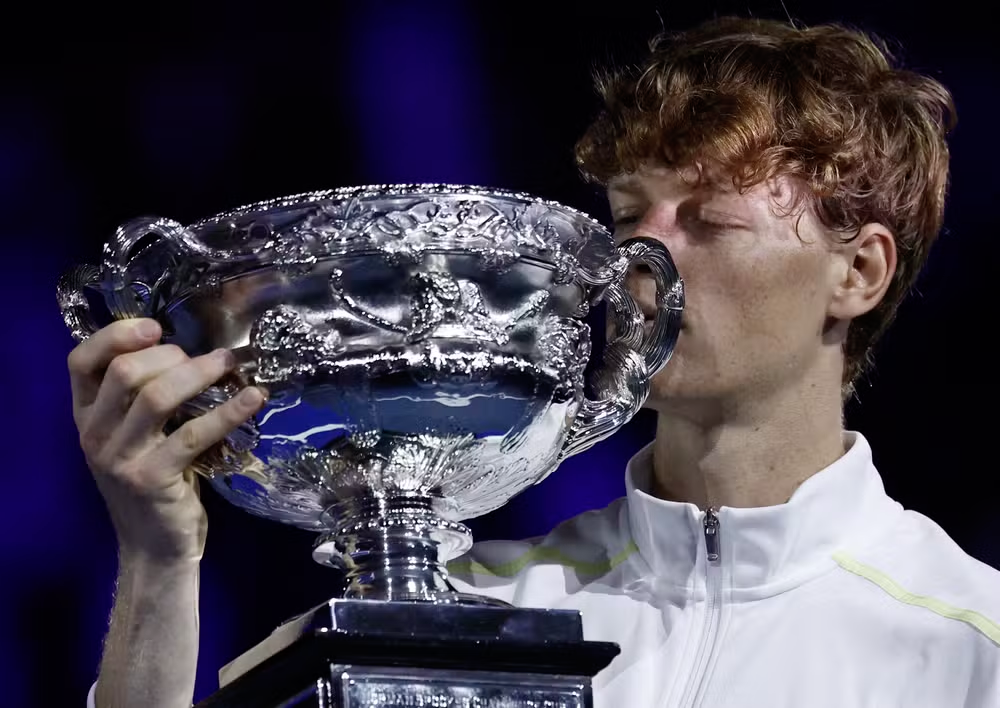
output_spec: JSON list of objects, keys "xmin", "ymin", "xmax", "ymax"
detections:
[
  {"xmin": 447, "ymin": 497, "xmax": 635, "ymax": 584},
  {"xmin": 833, "ymin": 509, "xmax": 1000, "ymax": 650}
]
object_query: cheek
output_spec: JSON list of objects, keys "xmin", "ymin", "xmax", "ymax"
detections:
[
  {"xmin": 765, "ymin": 251, "xmax": 830, "ymax": 323},
  {"xmin": 687, "ymin": 248, "xmax": 828, "ymax": 344}
]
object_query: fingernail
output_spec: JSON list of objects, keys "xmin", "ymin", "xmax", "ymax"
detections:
[
  {"xmin": 137, "ymin": 319, "xmax": 160, "ymax": 339},
  {"xmin": 238, "ymin": 387, "xmax": 265, "ymax": 408}
]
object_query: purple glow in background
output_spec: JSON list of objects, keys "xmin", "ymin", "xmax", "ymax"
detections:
[
  {"xmin": 0, "ymin": 3, "xmax": 996, "ymax": 706},
  {"xmin": 341, "ymin": 4, "xmax": 497, "ymax": 186}
]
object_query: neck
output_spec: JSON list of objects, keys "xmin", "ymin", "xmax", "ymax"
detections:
[{"xmin": 651, "ymin": 381, "xmax": 846, "ymax": 510}]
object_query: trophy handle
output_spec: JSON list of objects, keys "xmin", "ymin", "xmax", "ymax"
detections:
[
  {"xmin": 104, "ymin": 217, "xmax": 261, "ymax": 460},
  {"xmin": 105, "ymin": 215, "xmax": 228, "ymax": 271},
  {"xmin": 57, "ymin": 216, "xmax": 228, "ymax": 341},
  {"xmin": 106, "ymin": 215, "xmax": 236, "ymax": 316},
  {"xmin": 56, "ymin": 264, "xmax": 103, "ymax": 341},
  {"xmin": 559, "ymin": 237, "xmax": 684, "ymax": 459}
]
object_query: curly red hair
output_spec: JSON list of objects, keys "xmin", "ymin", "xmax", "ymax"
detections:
[{"xmin": 575, "ymin": 17, "xmax": 956, "ymax": 389}]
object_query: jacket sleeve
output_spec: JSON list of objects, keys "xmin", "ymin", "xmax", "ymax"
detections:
[{"xmin": 967, "ymin": 650, "xmax": 1000, "ymax": 708}]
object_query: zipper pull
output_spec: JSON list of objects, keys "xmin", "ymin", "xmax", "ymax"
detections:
[{"xmin": 703, "ymin": 507, "xmax": 720, "ymax": 563}]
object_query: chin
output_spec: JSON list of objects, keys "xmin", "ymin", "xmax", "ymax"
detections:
[
  {"xmin": 644, "ymin": 360, "xmax": 731, "ymax": 413},
  {"xmin": 645, "ymin": 366, "xmax": 694, "ymax": 406}
]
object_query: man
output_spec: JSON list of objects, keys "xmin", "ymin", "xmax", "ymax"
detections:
[{"xmin": 73, "ymin": 16, "xmax": 999, "ymax": 708}]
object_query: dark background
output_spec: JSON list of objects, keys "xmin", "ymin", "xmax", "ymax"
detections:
[{"xmin": 2, "ymin": 2, "xmax": 996, "ymax": 705}]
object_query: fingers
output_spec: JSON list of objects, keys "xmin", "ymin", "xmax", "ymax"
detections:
[
  {"xmin": 68, "ymin": 319, "xmax": 162, "ymax": 415},
  {"xmin": 82, "ymin": 343, "xmax": 191, "ymax": 451},
  {"xmin": 151, "ymin": 386, "xmax": 266, "ymax": 476},
  {"xmin": 108, "ymin": 348, "xmax": 240, "ymax": 459}
]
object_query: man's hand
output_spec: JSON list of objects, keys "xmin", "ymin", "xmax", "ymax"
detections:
[
  {"xmin": 69, "ymin": 317, "xmax": 264, "ymax": 563},
  {"xmin": 69, "ymin": 318, "xmax": 265, "ymax": 708}
]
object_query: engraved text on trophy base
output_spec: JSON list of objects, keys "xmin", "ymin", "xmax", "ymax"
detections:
[{"xmin": 337, "ymin": 667, "xmax": 585, "ymax": 708}]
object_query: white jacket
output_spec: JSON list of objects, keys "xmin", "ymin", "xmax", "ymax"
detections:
[
  {"xmin": 447, "ymin": 432, "xmax": 1000, "ymax": 707},
  {"xmin": 86, "ymin": 432, "xmax": 1000, "ymax": 707}
]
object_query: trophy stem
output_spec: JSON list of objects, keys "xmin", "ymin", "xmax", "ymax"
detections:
[{"xmin": 314, "ymin": 493, "xmax": 493, "ymax": 604}]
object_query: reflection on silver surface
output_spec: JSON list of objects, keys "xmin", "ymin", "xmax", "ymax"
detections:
[
  {"xmin": 339, "ymin": 666, "xmax": 585, "ymax": 708},
  {"xmin": 58, "ymin": 184, "xmax": 683, "ymax": 603}
]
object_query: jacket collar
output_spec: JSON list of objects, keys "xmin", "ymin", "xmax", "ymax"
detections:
[{"xmin": 624, "ymin": 431, "xmax": 902, "ymax": 595}]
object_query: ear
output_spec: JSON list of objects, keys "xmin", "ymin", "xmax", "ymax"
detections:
[{"xmin": 827, "ymin": 223, "xmax": 897, "ymax": 320}]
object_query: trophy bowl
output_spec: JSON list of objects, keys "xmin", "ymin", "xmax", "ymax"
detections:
[{"xmin": 58, "ymin": 184, "xmax": 683, "ymax": 605}]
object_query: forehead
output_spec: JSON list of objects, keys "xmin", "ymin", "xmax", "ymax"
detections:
[
  {"xmin": 607, "ymin": 163, "xmax": 736, "ymax": 199},
  {"xmin": 607, "ymin": 164, "xmax": 801, "ymax": 211}
]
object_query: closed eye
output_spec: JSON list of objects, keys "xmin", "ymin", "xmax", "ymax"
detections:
[
  {"xmin": 677, "ymin": 201, "xmax": 747, "ymax": 235},
  {"xmin": 696, "ymin": 219, "xmax": 740, "ymax": 232}
]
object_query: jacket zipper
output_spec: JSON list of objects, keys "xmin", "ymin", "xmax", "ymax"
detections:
[{"xmin": 678, "ymin": 508, "xmax": 723, "ymax": 707}]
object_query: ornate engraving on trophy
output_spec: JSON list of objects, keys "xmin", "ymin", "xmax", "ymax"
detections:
[
  {"xmin": 58, "ymin": 184, "xmax": 684, "ymax": 707},
  {"xmin": 253, "ymin": 305, "xmax": 348, "ymax": 381},
  {"xmin": 263, "ymin": 194, "xmax": 573, "ymax": 275},
  {"xmin": 326, "ymin": 268, "xmax": 550, "ymax": 346}
]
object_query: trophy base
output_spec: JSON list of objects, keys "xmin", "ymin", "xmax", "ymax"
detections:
[{"xmin": 196, "ymin": 599, "xmax": 619, "ymax": 708}]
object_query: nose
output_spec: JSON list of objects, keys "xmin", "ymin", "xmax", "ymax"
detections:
[{"xmin": 627, "ymin": 198, "xmax": 692, "ymax": 249}]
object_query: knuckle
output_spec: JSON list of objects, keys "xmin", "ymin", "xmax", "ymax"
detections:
[
  {"xmin": 136, "ymin": 380, "xmax": 175, "ymax": 415},
  {"xmin": 101, "ymin": 461, "xmax": 142, "ymax": 493},
  {"xmin": 94, "ymin": 455, "xmax": 123, "ymax": 481},
  {"xmin": 78, "ymin": 427, "xmax": 103, "ymax": 457},
  {"xmin": 80, "ymin": 438, "xmax": 120, "ymax": 479},
  {"xmin": 66, "ymin": 346, "xmax": 87, "ymax": 374},
  {"xmin": 106, "ymin": 355, "xmax": 138, "ymax": 387},
  {"xmin": 160, "ymin": 343, "xmax": 187, "ymax": 361},
  {"xmin": 176, "ymin": 422, "xmax": 204, "ymax": 453}
]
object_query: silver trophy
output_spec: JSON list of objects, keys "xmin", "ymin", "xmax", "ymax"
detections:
[{"xmin": 59, "ymin": 185, "xmax": 683, "ymax": 708}]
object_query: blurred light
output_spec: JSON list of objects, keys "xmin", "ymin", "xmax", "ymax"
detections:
[{"xmin": 342, "ymin": 3, "xmax": 496, "ymax": 185}]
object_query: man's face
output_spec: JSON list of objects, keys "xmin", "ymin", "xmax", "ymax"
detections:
[{"xmin": 608, "ymin": 163, "xmax": 841, "ymax": 411}]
